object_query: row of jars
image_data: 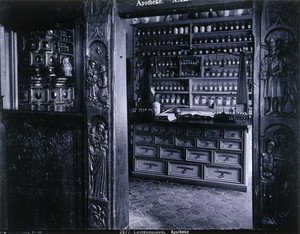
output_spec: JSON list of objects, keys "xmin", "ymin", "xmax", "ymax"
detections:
[
  {"xmin": 190, "ymin": 46, "xmax": 253, "ymax": 55},
  {"xmin": 192, "ymin": 83, "xmax": 237, "ymax": 92},
  {"xmin": 136, "ymin": 26, "xmax": 189, "ymax": 37},
  {"xmin": 204, "ymin": 69, "xmax": 252, "ymax": 78},
  {"xmin": 193, "ymin": 34, "xmax": 253, "ymax": 44},
  {"xmin": 136, "ymin": 35, "xmax": 252, "ymax": 47},
  {"xmin": 136, "ymin": 49, "xmax": 190, "ymax": 57},
  {"xmin": 136, "ymin": 45, "xmax": 253, "ymax": 57},
  {"xmin": 153, "ymin": 82, "xmax": 188, "ymax": 91},
  {"xmin": 192, "ymin": 21, "xmax": 252, "ymax": 33},
  {"xmin": 135, "ymin": 21, "xmax": 252, "ymax": 37},
  {"xmin": 193, "ymin": 95, "xmax": 237, "ymax": 107},
  {"xmin": 204, "ymin": 58, "xmax": 252, "ymax": 66},
  {"xmin": 159, "ymin": 94, "xmax": 188, "ymax": 105},
  {"xmin": 136, "ymin": 38, "xmax": 189, "ymax": 47},
  {"xmin": 151, "ymin": 60, "xmax": 178, "ymax": 67}
]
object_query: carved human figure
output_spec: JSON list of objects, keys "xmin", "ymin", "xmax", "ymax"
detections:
[
  {"xmin": 88, "ymin": 121, "xmax": 108, "ymax": 199},
  {"xmin": 261, "ymin": 140, "xmax": 277, "ymax": 224},
  {"xmin": 87, "ymin": 59, "xmax": 99, "ymax": 101},
  {"xmin": 60, "ymin": 56, "xmax": 72, "ymax": 76},
  {"xmin": 97, "ymin": 64, "xmax": 108, "ymax": 107},
  {"xmin": 260, "ymin": 38, "xmax": 284, "ymax": 116}
]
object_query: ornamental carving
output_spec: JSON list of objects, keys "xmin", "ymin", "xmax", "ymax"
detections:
[
  {"xmin": 88, "ymin": 116, "xmax": 108, "ymax": 200},
  {"xmin": 89, "ymin": 203, "xmax": 107, "ymax": 228},
  {"xmin": 260, "ymin": 124, "xmax": 295, "ymax": 225},
  {"xmin": 84, "ymin": 0, "xmax": 112, "ymax": 18}
]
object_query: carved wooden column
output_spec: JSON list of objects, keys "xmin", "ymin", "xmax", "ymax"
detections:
[
  {"xmin": 84, "ymin": 0, "xmax": 128, "ymax": 229},
  {"xmin": 254, "ymin": 0, "xmax": 299, "ymax": 230}
]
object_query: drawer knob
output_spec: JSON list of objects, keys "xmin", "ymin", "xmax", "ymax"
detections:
[
  {"xmin": 218, "ymin": 173, "xmax": 225, "ymax": 178},
  {"xmin": 231, "ymin": 133, "xmax": 235, "ymax": 137},
  {"xmin": 224, "ymin": 156, "xmax": 229, "ymax": 161},
  {"xmin": 205, "ymin": 142, "xmax": 210, "ymax": 145}
]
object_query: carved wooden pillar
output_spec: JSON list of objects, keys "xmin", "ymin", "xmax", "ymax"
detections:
[
  {"xmin": 254, "ymin": 0, "xmax": 299, "ymax": 230},
  {"xmin": 84, "ymin": 0, "xmax": 128, "ymax": 229}
]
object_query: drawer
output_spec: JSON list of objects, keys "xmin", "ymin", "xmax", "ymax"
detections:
[
  {"xmin": 169, "ymin": 163, "xmax": 201, "ymax": 178},
  {"xmin": 204, "ymin": 166, "xmax": 242, "ymax": 183},
  {"xmin": 155, "ymin": 135, "xmax": 173, "ymax": 145},
  {"xmin": 175, "ymin": 137, "xmax": 195, "ymax": 147},
  {"xmin": 186, "ymin": 127, "xmax": 203, "ymax": 137},
  {"xmin": 205, "ymin": 128, "xmax": 222, "ymax": 138},
  {"xmin": 134, "ymin": 134, "xmax": 153, "ymax": 144},
  {"xmin": 224, "ymin": 129, "xmax": 243, "ymax": 140},
  {"xmin": 160, "ymin": 147, "xmax": 184, "ymax": 160},
  {"xmin": 135, "ymin": 145, "xmax": 157, "ymax": 157},
  {"xmin": 197, "ymin": 139, "xmax": 218, "ymax": 149},
  {"xmin": 169, "ymin": 127, "xmax": 185, "ymax": 135},
  {"xmin": 220, "ymin": 140, "xmax": 242, "ymax": 151},
  {"xmin": 186, "ymin": 149, "xmax": 212, "ymax": 163},
  {"xmin": 215, "ymin": 151, "xmax": 242, "ymax": 166},
  {"xmin": 152, "ymin": 125, "xmax": 167, "ymax": 135},
  {"xmin": 135, "ymin": 159, "xmax": 166, "ymax": 174},
  {"xmin": 135, "ymin": 124, "xmax": 151, "ymax": 133}
]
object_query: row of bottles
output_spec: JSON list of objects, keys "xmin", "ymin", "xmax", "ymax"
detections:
[
  {"xmin": 136, "ymin": 38, "xmax": 189, "ymax": 47},
  {"xmin": 204, "ymin": 58, "xmax": 252, "ymax": 66},
  {"xmin": 193, "ymin": 95, "xmax": 237, "ymax": 107},
  {"xmin": 158, "ymin": 94, "xmax": 188, "ymax": 105},
  {"xmin": 192, "ymin": 21, "xmax": 252, "ymax": 33},
  {"xmin": 136, "ymin": 44, "xmax": 253, "ymax": 57},
  {"xmin": 152, "ymin": 70, "xmax": 178, "ymax": 78},
  {"xmin": 153, "ymin": 82, "xmax": 188, "ymax": 91},
  {"xmin": 136, "ymin": 49, "xmax": 190, "ymax": 57},
  {"xmin": 192, "ymin": 82, "xmax": 237, "ymax": 92},
  {"xmin": 193, "ymin": 34, "xmax": 253, "ymax": 44}
]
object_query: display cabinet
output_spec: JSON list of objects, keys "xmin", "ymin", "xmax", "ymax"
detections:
[{"xmin": 18, "ymin": 28, "xmax": 76, "ymax": 112}]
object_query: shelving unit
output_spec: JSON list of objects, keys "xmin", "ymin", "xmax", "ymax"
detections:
[{"xmin": 132, "ymin": 11, "xmax": 253, "ymax": 113}]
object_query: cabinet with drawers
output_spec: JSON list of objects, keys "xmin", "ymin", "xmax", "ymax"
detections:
[{"xmin": 131, "ymin": 121, "xmax": 250, "ymax": 191}]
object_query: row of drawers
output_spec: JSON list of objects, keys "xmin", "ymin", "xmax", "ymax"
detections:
[
  {"xmin": 135, "ymin": 135, "xmax": 243, "ymax": 151},
  {"xmin": 135, "ymin": 123, "xmax": 244, "ymax": 140},
  {"xmin": 135, "ymin": 158, "xmax": 243, "ymax": 184},
  {"xmin": 135, "ymin": 144, "xmax": 243, "ymax": 167}
]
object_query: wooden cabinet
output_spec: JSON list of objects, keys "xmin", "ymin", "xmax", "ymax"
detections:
[
  {"xmin": 132, "ymin": 122, "xmax": 249, "ymax": 191},
  {"xmin": 132, "ymin": 8, "xmax": 253, "ymax": 114}
]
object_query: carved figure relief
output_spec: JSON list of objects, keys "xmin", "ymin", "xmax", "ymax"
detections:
[
  {"xmin": 87, "ymin": 59, "xmax": 100, "ymax": 102},
  {"xmin": 260, "ymin": 18, "xmax": 297, "ymax": 116},
  {"xmin": 260, "ymin": 124, "xmax": 294, "ymax": 225},
  {"xmin": 88, "ymin": 117, "xmax": 108, "ymax": 200},
  {"xmin": 86, "ymin": 41, "xmax": 109, "ymax": 108}
]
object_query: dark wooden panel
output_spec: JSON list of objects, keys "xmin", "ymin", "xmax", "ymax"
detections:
[{"xmin": 5, "ymin": 119, "xmax": 82, "ymax": 230}]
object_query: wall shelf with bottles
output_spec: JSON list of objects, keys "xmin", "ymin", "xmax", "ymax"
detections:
[{"xmin": 132, "ymin": 8, "xmax": 253, "ymax": 114}]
